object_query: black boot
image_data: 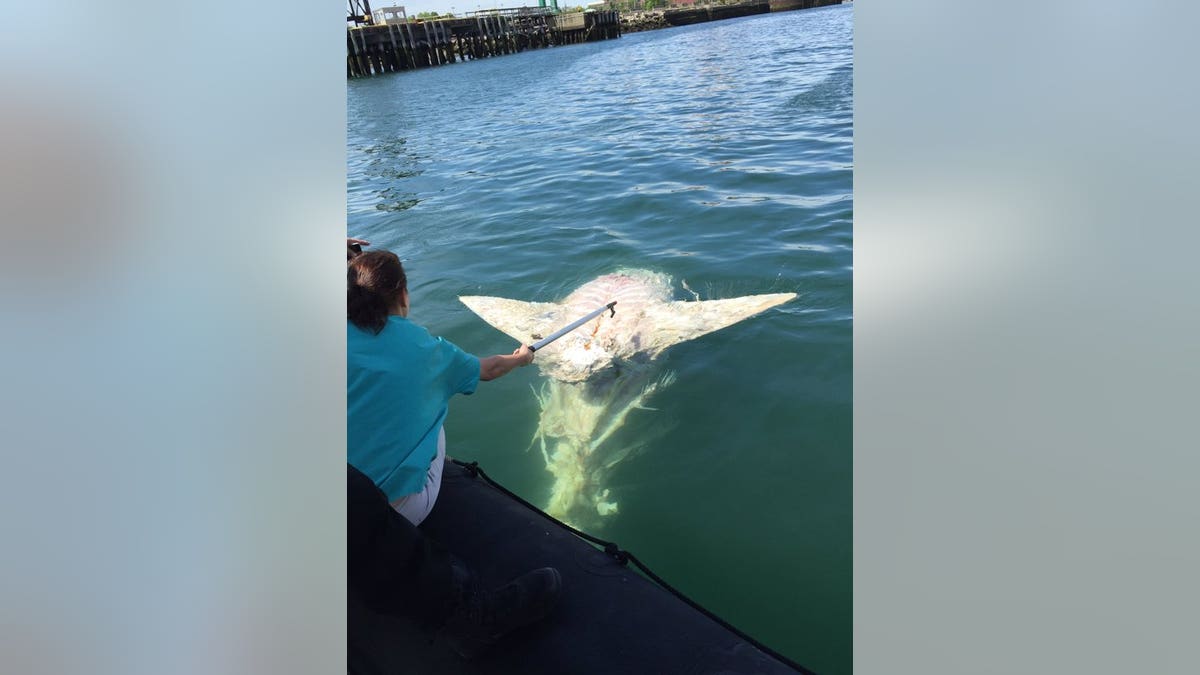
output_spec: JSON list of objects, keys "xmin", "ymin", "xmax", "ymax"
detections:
[{"xmin": 443, "ymin": 557, "xmax": 562, "ymax": 659}]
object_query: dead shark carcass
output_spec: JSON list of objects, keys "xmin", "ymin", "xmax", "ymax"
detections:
[{"xmin": 460, "ymin": 269, "xmax": 795, "ymax": 527}]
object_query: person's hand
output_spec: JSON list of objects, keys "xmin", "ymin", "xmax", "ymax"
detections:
[
  {"xmin": 513, "ymin": 344, "xmax": 534, "ymax": 366},
  {"xmin": 347, "ymin": 237, "xmax": 369, "ymax": 260}
]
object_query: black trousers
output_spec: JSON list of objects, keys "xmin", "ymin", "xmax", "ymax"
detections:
[{"xmin": 347, "ymin": 463, "xmax": 454, "ymax": 628}]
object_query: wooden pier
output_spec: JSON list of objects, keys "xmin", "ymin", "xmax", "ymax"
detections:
[{"xmin": 347, "ymin": 10, "xmax": 621, "ymax": 78}]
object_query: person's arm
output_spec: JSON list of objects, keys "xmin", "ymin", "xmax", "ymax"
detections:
[{"xmin": 479, "ymin": 344, "xmax": 534, "ymax": 382}]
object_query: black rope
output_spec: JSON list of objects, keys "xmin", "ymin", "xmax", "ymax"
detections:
[{"xmin": 450, "ymin": 458, "xmax": 817, "ymax": 675}]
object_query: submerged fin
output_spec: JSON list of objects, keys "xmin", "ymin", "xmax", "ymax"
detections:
[
  {"xmin": 643, "ymin": 293, "xmax": 797, "ymax": 354},
  {"xmin": 458, "ymin": 296, "xmax": 566, "ymax": 345}
]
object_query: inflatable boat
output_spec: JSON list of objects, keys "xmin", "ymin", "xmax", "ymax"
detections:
[{"xmin": 349, "ymin": 460, "xmax": 815, "ymax": 674}]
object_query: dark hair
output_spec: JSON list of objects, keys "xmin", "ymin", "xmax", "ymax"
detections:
[{"xmin": 348, "ymin": 250, "xmax": 407, "ymax": 334}]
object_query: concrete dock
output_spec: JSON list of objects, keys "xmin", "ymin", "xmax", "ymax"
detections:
[{"xmin": 621, "ymin": 0, "xmax": 843, "ymax": 34}]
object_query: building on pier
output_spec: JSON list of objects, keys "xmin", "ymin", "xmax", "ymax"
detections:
[{"xmin": 372, "ymin": 5, "xmax": 411, "ymax": 25}]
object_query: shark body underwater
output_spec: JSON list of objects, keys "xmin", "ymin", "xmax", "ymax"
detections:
[{"xmin": 460, "ymin": 269, "xmax": 795, "ymax": 528}]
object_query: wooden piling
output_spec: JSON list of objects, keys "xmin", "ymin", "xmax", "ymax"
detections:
[{"xmin": 349, "ymin": 10, "xmax": 622, "ymax": 79}]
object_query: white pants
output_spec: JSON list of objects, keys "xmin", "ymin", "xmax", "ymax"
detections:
[{"xmin": 390, "ymin": 426, "xmax": 445, "ymax": 526}]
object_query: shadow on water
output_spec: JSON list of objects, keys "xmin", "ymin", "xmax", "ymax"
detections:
[{"xmin": 356, "ymin": 136, "xmax": 425, "ymax": 211}]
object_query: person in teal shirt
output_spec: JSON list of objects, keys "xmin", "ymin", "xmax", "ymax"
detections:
[{"xmin": 348, "ymin": 249, "xmax": 534, "ymax": 525}]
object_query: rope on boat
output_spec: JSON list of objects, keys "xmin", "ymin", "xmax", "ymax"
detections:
[{"xmin": 451, "ymin": 459, "xmax": 818, "ymax": 675}]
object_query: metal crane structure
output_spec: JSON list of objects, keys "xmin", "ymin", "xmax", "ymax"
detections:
[{"xmin": 348, "ymin": 0, "xmax": 374, "ymax": 25}]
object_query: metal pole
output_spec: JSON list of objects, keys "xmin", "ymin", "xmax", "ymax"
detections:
[{"xmin": 530, "ymin": 302, "xmax": 617, "ymax": 352}]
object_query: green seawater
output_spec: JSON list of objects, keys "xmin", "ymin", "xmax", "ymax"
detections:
[{"xmin": 348, "ymin": 6, "xmax": 851, "ymax": 672}]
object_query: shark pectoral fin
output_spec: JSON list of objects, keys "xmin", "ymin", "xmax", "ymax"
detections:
[
  {"xmin": 649, "ymin": 293, "xmax": 797, "ymax": 347},
  {"xmin": 458, "ymin": 296, "xmax": 566, "ymax": 345}
]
